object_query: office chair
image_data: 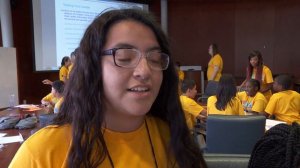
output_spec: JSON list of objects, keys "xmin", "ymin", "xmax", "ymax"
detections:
[
  {"xmin": 205, "ymin": 115, "xmax": 266, "ymax": 154},
  {"xmin": 197, "ymin": 80, "xmax": 218, "ymax": 103}
]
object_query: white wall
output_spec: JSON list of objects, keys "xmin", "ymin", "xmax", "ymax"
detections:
[{"xmin": 0, "ymin": 47, "xmax": 19, "ymax": 108}]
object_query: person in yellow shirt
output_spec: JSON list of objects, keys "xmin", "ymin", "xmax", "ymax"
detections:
[
  {"xmin": 59, "ymin": 56, "xmax": 71, "ymax": 82},
  {"xmin": 175, "ymin": 61, "xmax": 184, "ymax": 81},
  {"xmin": 263, "ymin": 75, "xmax": 300, "ymax": 124},
  {"xmin": 240, "ymin": 50, "xmax": 273, "ymax": 100},
  {"xmin": 237, "ymin": 79, "xmax": 267, "ymax": 114},
  {"xmin": 41, "ymin": 80, "xmax": 64, "ymax": 114},
  {"xmin": 41, "ymin": 93, "xmax": 59, "ymax": 107},
  {"xmin": 51, "ymin": 80, "xmax": 64, "ymax": 114},
  {"xmin": 207, "ymin": 43, "xmax": 223, "ymax": 81},
  {"xmin": 180, "ymin": 79, "xmax": 207, "ymax": 130},
  {"xmin": 207, "ymin": 74, "xmax": 245, "ymax": 115},
  {"xmin": 9, "ymin": 9, "xmax": 207, "ymax": 168},
  {"xmin": 175, "ymin": 61, "xmax": 184, "ymax": 95}
]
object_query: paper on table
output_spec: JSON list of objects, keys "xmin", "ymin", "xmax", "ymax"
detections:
[
  {"xmin": 266, "ymin": 119, "xmax": 287, "ymax": 130},
  {"xmin": 0, "ymin": 133, "xmax": 24, "ymax": 144},
  {"xmin": 15, "ymin": 104, "xmax": 42, "ymax": 111},
  {"xmin": 15, "ymin": 104, "xmax": 38, "ymax": 108}
]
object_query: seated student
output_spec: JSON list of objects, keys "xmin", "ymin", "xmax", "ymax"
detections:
[
  {"xmin": 207, "ymin": 74, "xmax": 245, "ymax": 115},
  {"xmin": 52, "ymin": 81, "xmax": 64, "ymax": 114},
  {"xmin": 248, "ymin": 123, "xmax": 300, "ymax": 168},
  {"xmin": 41, "ymin": 80, "xmax": 64, "ymax": 114},
  {"xmin": 180, "ymin": 79, "xmax": 207, "ymax": 131},
  {"xmin": 42, "ymin": 56, "xmax": 72, "ymax": 85},
  {"xmin": 237, "ymin": 79, "xmax": 267, "ymax": 114},
  {"xmin": 263, "ymin": 74, "xmax": 300, "ymax": 124}
]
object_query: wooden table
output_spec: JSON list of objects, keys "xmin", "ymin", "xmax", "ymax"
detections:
[{"xmin": 0, "ymin": 108, "xmax": 43, "ymax": 167}]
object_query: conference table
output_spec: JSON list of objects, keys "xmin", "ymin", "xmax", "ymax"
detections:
[{"xmin": 0, "ymin": 107, "xmax": 44, "ymax": 167}]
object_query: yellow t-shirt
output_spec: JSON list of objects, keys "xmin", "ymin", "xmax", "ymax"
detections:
[
  {"xmin": 54, "ymin": 97, "xmax": 63, "ymax": 114},
  {"xmin": 207, "ymin": 96, "xmax": 245, "ymax": 115},
  {"xmin": 67, "ymin": 64, "xmax": 73, "ymax": 79},
  {"xmin": 180, "ymin": 95, "xmax": 204, "ymax": 130},
  {"xmin": 59, "ymin": 66, "xmax": 68, "ymax": 82},
  {"xmin": 207, "ymin": 54, "xmax": 223, "ymax": 81},
  {"xmin": 42, "ymin": 93, "xmax": 59, "ymax": 106},
  {"xmin": 178, "ymin": 70, "xmax": 184, "ymax": 81},
  {"xmin": 251, "ymin": 65, "xmax": 273, "ymax": 100},
  {"xmin": 265, "ymin": 90, "xmax": 300, "ymax": 124},
  {"xmin": 9, "ymin": 116, "xmax": 175, "ymax": 168},
  {"xmin": 237, "ymin": 91, "xmax": 267, "ymax": 113}
]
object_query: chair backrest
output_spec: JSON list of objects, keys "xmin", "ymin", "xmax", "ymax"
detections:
[
  {"xmin": 204, "ymin": 154, "xmax": 250, "ymax": 168},
  {"xmin": 205, "ymin": 115, "xmax": 266, "ymax": 154},
  {"xmin": 39, "ymin": 113, "xmax": 57, "ymax": 127},
  {"xmin": 197, "ymin": 80, "xmax": 218, "ymax": 103},
  {"xmin": 204, "ymin": 80, "xmax": 218, "ymax": 96}
]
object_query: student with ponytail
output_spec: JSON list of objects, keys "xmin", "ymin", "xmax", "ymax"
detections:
[{"xmin": 248, "ymin": 123, "xmax": 300, "ymax": 168}]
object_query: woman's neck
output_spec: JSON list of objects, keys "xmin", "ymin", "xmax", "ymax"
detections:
[{"xmin": 104, "ymin": 113, "xmax": 145, "ymax": 132}]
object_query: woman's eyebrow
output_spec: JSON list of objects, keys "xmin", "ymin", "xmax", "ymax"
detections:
[
  {"xmin": 114, "ymin": 43, "xmax": 135, "ymax": 49},
  {"xmin": 112, "ymin": 43, "xmax": 161, "ymax": 51},
  {"xmin": 147, "ymin": 46, "xmax": 161, "ymax": 52}
]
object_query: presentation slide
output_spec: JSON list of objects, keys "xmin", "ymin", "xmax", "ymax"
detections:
[{"xmin": 32, "ymin": 0, "xmax": 148, "ymax": 71}]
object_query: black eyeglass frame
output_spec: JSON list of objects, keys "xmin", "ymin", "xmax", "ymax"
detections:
[{"xmin": 101, "ymin": 47, "xmax": 170, "ymax": 70}]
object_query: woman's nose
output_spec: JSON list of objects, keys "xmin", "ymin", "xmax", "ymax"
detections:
[{"xmin": 133, "ymin": 57, "xmax": 151, "ymax": 81}]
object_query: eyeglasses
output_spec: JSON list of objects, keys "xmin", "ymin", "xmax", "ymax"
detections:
[{"xmin": 101, "ymin": 48, "xmax": 170, "ymax": 71}]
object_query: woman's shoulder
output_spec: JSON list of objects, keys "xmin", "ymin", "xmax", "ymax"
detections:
[
  {"xmin": 23, "ymin": 124, "xmax": 72, "ymax": 153},
  {"xmin": 60, "ymin": 66, "xmax": 68, "ymax": 71},
  {"xmin": 208, "ymin": 95, "xmax": 217, "ymax": 101},
  {"xmin": 255, "ymin": 92, "xmax": 267, "ymax": 100},
  {"xmin": 263, "ymin": 65, "xmax": 271, "ymax": 71},
  {"xmin": 215, "ymin": 53, "xmax": 222, "ymax": 58}
]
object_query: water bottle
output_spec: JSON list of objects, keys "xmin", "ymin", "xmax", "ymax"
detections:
[{"xmin": 8, "ymin": 94, "xmax": 16, "ymax": 109}]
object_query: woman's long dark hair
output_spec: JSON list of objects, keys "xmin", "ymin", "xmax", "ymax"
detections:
[
  {"xmin": 248, "ymin": 123, "xmax": 300, "ymax": 168},
  {"xmin": 53, "ymin": 9, "xmax": 206, "ymax": 168},
  {"xmin": 210, "ymin": 43, "xmax": 219, "ymax": 56},
  {"xmin": 60, "ymin": 56, "xmax": 70, "ymax": 69},
  {"xmin": 215, "ymin": 74, "xmax": 237, "ymax": 110},
  {"xmin": 246, "ymin": 50, "xmax": 263, "ymax": 82}
]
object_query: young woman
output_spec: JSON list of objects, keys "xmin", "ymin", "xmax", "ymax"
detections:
[
  {"xmin": 240, "ymin": 50, "xmax": 273, "ymax": 100},
  {"xmin": 207, "ymin": 74, "xmax": 244, "ymax": 115},
  {"xmin": 237, "ymin": 79, "xmax": 267, "ymax": 114},
  {"xmin": 10, "ymin": 9, "xmax": 206, "ymax": 168},
  {"xmin": 59, "ymin": 56, "xmax": 71, "ymax": 82},
  {"xmin": 207, "ymin": 43, "xmax": 223, "ymax": 82}
]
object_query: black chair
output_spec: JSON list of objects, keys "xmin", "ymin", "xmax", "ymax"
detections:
[
  {"xmin": 204, "ymin": 154, "xmax": 250, "ymax": 168},
  {"xmin": 205, "ymin": 115, "xmax": 266, "ymax": 154},
  {"xmin": 197, "ymin": 80, "xmax": 218, "ymax": 103},
  {"xmin": 39, "ymin": 113, "xmax": 57, "ymax": 127}
]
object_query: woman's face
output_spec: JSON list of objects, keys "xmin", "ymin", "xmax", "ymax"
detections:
[
  {"xmin": 208, "ymin": 45, "xmax": 213, "ymax": 56},
  {"xmin": 245, "ymin": 81, "xmax": 257, "ymax": 97},
  {"xmin": 65, "ymin": 59, "xmax": 71, "ymax": 67},
  {"xmin": 101, "ymin": 20, "xmax": 163, "ymax": 119},
  {"xmin": 250, "ymin": 56, "xmax": 259, "ymax": 67}
]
